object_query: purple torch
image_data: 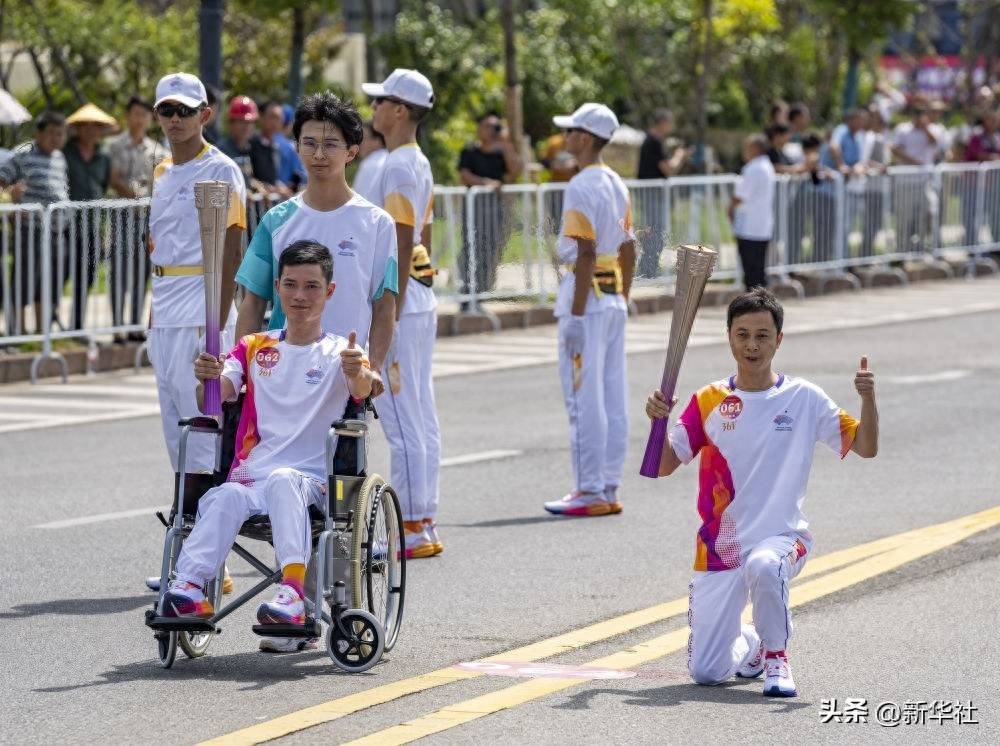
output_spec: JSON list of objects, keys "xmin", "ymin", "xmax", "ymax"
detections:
[
  {"xmin": 194, "ymin": 180, "xmax": 232, "ymax": 416},
  {"xmin": 639, "ymin": 244, "xmax": 717, "ymax": 478}
]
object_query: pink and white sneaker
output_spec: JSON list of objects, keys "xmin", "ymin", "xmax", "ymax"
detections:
[
  {"xmin": 543, "ymin": 491, "xmax": 612, "ymax": 517},
  {"xmin": 404, "ymin": 526, "xmax": 436, "ymax": 559},
  {"xmin": 256, "ymin": 584, "xmax": 305, "ymax": 625},
  {"xmin": 159, "ymin": 579, "xmax": 214, "ymax": 619},
  {"xmin": 763, "ymin": 653, "xmax": 797, "ymax": 697}
]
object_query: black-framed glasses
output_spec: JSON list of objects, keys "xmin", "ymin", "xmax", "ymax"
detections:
[{"xmin": 155, "ymin": 103, "xmax": 202, "ymax": 119}]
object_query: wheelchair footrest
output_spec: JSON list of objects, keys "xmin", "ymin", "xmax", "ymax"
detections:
[
  {"xmin": 251, "ymin": 619, "xmax": 321, "ymax": 638},
  {"xmin": 145, "ymin": 612, "xmax": 216, "ymax": 634}
]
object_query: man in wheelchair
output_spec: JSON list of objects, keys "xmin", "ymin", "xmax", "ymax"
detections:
[{"xmin": 159, "ymin": 240, "xmax": 374, "ymax": 626}]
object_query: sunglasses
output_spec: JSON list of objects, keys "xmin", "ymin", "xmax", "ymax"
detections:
[
  {"xmin": 373, "ymin": 96, "xmax": 415, "ymax": 110},
  {"xmin": 156, "ymin": 103, "xmax": 202, "ymax": 119}
]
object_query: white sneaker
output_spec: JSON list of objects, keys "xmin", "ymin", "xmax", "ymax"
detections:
[
  {"xmin": 543, "ymin": 491, "xmax": 613, "ymax": 517},
  {"xmin": 735, "ymin": 625, "xmax": 764, "ymax": 678},
  {"xmin": 256, "ymin": 584, "xmax": 306, "ymax": 625},
  {"xmin": 763, "ymin": 654, "xmax": 797, "ymax": 697},
  {"xmin": 259, "ymin": 636, "xmax": 319, "ymax": 653}
]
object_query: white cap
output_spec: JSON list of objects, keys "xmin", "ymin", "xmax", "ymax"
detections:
[
  {"xmin": 553, "ymin": 103, "xmax": 619, "ymax": 141},
  {"xmin": 154, "ymin": 72, "xmax": 207, "ymax": 109},
  {"xmin": 362, "ymin": 68, "xmax": 434, "ymax": 109}
]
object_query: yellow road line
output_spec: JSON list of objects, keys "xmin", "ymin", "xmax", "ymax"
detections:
[
  {"xmin": 201, "ymin": 507, "xmax": 994, "ymax": 745},
  {"xmin": 344, "ymin": 505, "xmax": 1000, "ymax": 746}
]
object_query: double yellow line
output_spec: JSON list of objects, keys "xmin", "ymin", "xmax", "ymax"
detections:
[{"xmin": 203, "ymin": 506, "xmax": 1000, "ymax": 746}]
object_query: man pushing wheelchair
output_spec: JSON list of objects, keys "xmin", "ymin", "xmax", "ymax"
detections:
[{"xmin": 159, "ymin": 240, "xmax": 374, "ymax": 626}]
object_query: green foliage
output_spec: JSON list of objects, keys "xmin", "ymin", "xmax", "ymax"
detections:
[{"xmin": 9, "ymin": 0, "xmax": 198, "ymax": 114}]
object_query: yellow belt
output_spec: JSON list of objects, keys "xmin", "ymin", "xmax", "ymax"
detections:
[
  {"xmin": 409, "ymin": 244, "xmax": 436, "ymax": 288},
  {"xmin": 564, "ymin": 255, "xmax": 622, "ymax": 297},
  {"xmin": 153, "ymin": 264, "xmax": 203, "ymax": 277}
]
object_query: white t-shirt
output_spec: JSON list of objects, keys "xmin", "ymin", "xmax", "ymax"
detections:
[
  {"xmin": 352, "ymin": 148, "xmax": 388, "ymax": 202},
  {"xmin": 554, "ymin": 164, "xmax": 633, "ymax": 317},
  {"xmin": 732, "ymin": 155, "xmax": 775, "ymax": 241},
  {"xmin": 148, "ymin": 144, "xmax": 247, "ymax": 328},
  {"xmin": 668, "ymin": 375, "xmax": 860, "ymax": 572},
  {"xmin": 222, "ymin": 330, "xmax": 361, "ymax": 484},
  {"xmin": 235, "ymin": 192, "xmax": 398, "ymax": 348},
  {"xmin": 891, "ymin": 122, "xmax": 941, "ymax": 165},
  {"xmin": 368, "ymin": 143, "xmax": 436, "ymax": 316}
]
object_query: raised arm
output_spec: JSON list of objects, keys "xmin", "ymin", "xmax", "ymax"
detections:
[{"xmin": 851, "ymin": 356, "xmax": 879, "ymax": 458}]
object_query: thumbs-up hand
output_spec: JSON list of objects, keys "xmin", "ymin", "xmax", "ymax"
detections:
[
  {"xmin": 854, "ymin": 355, "xmax": 875, "ymax": 400},
  {"xmin": 341, "ymin": 330, "xmax": 366, "ymax": 379}
]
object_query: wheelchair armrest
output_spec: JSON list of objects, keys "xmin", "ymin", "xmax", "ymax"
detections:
[
  {"xmin": 331, "ymin": 419, "xmax": 367, "ymax": 438},
  {"xmin": 178, "ymin": 416, "xmax": 221, "ymax": 430}
]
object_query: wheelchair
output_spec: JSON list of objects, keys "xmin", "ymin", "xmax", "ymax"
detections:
[{"xmin": 144, "ymin": 397, "xmax": 406, "ymax": 673}]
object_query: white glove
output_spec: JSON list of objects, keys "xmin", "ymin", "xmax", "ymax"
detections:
[{"xmin": 561, "ymin": 315, "xmax": 586, "ymax": 357}]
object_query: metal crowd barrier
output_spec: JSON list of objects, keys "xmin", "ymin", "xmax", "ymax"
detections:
[{"xmin": 4, "ymin": 162, "xmax": 1000, "ymax": 382}]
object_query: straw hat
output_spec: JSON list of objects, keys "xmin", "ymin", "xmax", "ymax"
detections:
[{"xmin": 66, "ymin": 103, "xmax": 117, "ymax": 127}]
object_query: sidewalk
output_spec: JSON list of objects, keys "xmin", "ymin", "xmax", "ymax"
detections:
[{"xmin": 1, "ymin": 258, "xmax": 996, "ymax": 384}]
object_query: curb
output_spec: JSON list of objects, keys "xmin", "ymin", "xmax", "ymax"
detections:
[{"xmin": 3, "ymin": 261, "xmax": 996, "ymax": 384}]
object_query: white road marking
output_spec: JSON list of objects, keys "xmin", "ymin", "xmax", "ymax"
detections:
[
  {"xmin": 440, "ymin": 449, "xmax": 522, "ymax": 467},
  {"xmin": 883, "ymin": 370, "xmax": 971, "ymax": 385},
  {"xmin": 0, "ymin": 406, "xmax": 160, "ymax": 434},
  {"xmin": 32, "ymin": 505, "xmax": 168, "ymax": 530},
  {"xmin": 0, "ymin": 395, "xmax": 147, "ymax": 411}
]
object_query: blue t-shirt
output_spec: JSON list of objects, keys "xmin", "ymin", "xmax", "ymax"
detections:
[{"xmin": 275, "ymin": 133, "xmax": 307, "ymax": 187}]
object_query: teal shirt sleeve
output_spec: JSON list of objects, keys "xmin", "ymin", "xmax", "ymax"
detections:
[
  {"xmin": 236, "ymin": 216, "xmax": 275, "ymax": 301},
  {"xmin": 373, "ymin": 255, "xmax": 399, "ymax": 300}
]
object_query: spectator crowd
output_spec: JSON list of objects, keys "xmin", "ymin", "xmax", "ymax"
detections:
[{"xmin": 3, "ymin": 80, "xmax": 1000, "ymax": 339}]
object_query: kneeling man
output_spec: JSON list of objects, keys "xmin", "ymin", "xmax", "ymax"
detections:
[{"xmin": 160, "ymin": 240, "xmax": 373, "ymax": 626}]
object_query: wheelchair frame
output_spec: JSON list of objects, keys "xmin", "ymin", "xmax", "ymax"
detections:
[{"xmin": 144, "ymin": 410, "xmax": 405, "ymax": 673}]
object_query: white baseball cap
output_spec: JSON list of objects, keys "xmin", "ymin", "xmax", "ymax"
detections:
[
  {"xmin": 362, "ymin": 68, "xmax": 434, "ymax": 109},
  {"xmin": 553, "ymin": 103, "xmax": 619, "ymax": 141},
  {"xmin": 154, "ymin": 72, "xmax": 207, "ymax": 109}
]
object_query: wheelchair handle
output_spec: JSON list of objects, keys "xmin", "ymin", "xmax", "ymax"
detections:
[{"xmin": 331, "ymin": 419, "xmax": 368, "ymax": 439}]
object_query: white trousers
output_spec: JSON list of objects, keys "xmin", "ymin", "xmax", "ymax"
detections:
[
  {"xmin": 380, "ymin": 310, "xmax": 440, "ymax": 521},
  {"xmin": 557, "ymin": 307, "xmax": 628, "ymax": 495},
  {"xmin": 148, "ymin": 325, "xmax": 234, "ymax": 473},
  {"xmin": 175, "ymin": 467, "xmax": 325, "ymax": 586},
  {"xmin": 687, "ymin": 534, "xmax": 808, "ymax": 685}
]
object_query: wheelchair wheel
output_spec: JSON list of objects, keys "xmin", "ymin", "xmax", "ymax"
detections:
[
  {"xmin": 326, "ymin": 609, "xmax": 384, "ymax": 673},
  {"xmin": 178, "ymin": 578, "xmax": 220, "ymax": 659},
  {"xmin": 352, "ymin": 475, "xmax": 406, "ymax": 652},
  {"xmin": 156, "ymin": 631, "xmax": 177, "ymax": 669}
]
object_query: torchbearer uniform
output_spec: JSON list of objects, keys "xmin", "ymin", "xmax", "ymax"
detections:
[
  {"xmin": 368, "ymin": 142, "xmax": 440, "ymax": 523},
  {"xmin": 361, "ymin": 69, "xmax": 441, "ymax": 527},
  {"xmin": 147, "ymin": 73, "xmax": 247, "ymax": 473},
  {"xmin": 546, "ymin": 104, "xmax": 632, "ymax": 515},
  {"xmin": 670, "ymin": 374, "xmax": 859, "ymax": 692}
]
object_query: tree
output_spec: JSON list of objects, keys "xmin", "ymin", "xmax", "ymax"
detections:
[
  {"xmin": 809, "ymin": 0, "xmax": 915, "ymax": 113},
  {"xmin": 232, "ymin": 0, "xmax": 339, "ymax": 106}
]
